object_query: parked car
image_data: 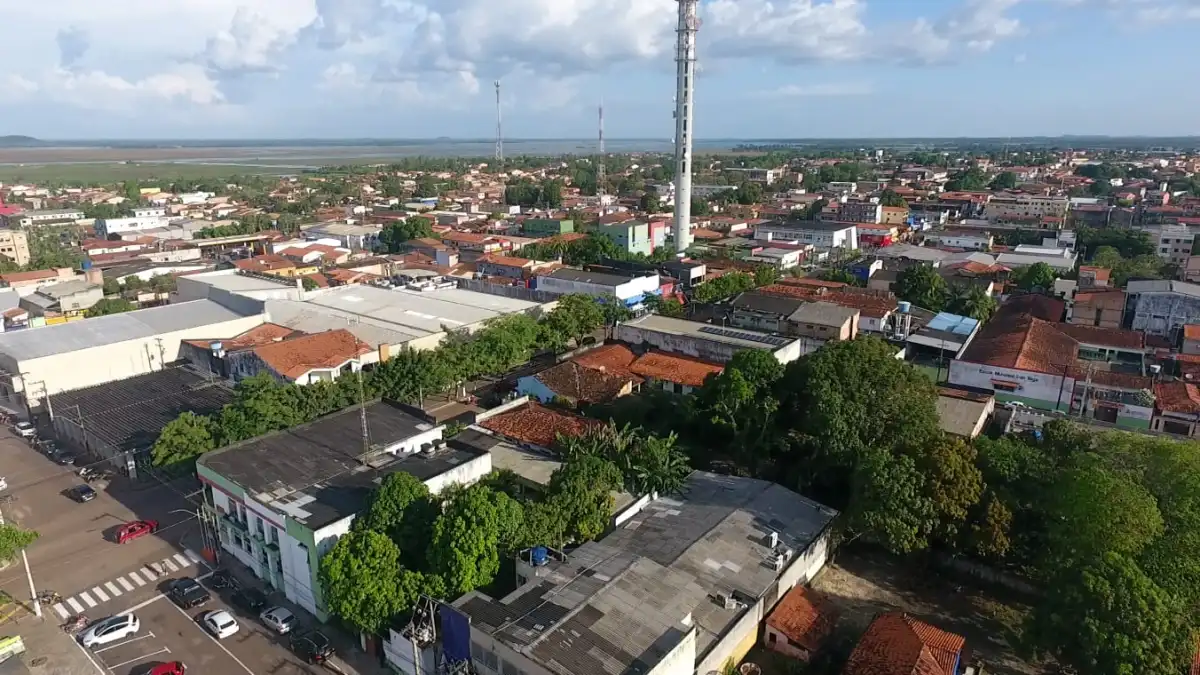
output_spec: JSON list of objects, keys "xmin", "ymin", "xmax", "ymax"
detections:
[
  {"xmin": 168, "ymin": 578, "xmax": 210, "ymax": 609},
  {"xmin": 231, "ymin": 588, "xmax": 267, "ymax": 614},
  {"xmin": 78, "ymin": 614, "xmax": 139, "ymax": 649},
  {"xmin": 148, "ymin": 663, "xmax": 186, "ymax": 675},
  {"xmin": 69, "ymin": 485, "xmax": 97, "ymax": 503},
  {"xmin": 51, "ymin": 450, "xmax": 76, "ymax": 466},
  {"xmin": 289, "ymin": 631, "xmax": 333, "ymax": 664},
  {"xmin": 0, "ymin": 477, "xmax": 7, "ymax": 491},
  {"xmin": 201, "ymin": 610, "xmax": 239, "ymax": 639},
  {"xmin": 259, "ymin": 606, "xmax": 296, "ymax": 634},
  {"xmin": 115, "ymin": 520, "xmax": 159, "ymax": 544},
  {"xmin": 12, "ymin": 422, "xmax": 35, "ymax": 439}
]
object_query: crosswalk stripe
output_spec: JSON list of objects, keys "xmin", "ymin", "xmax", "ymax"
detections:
[
  {"xmin": 128, "ymin": 570, "xmax": 146, "ymax": 586},
  {"xmin": 173, "ymin": 553, "xmax": 190, "ymax": 568},
  {"xmin": 162, "ymin": 559, "xmax": 179, "ymax": 573},
  {"xmin": 184, "ymin": 549, "xmax": 202, "ymax": 564},
  {"xmin": 91, "ymin": 586, "xmax": 109, "ymax": 603},
  {"xmin": 53, "ymin": 603, "xmax": 69, "ymax": 620},
  {"xmin": 141, "ymin": 567, "xmax": 158, "ymax": 580},
  {"xmin": 67, "ymin": 597, "xmax": 84, "ymax": 614},
  {"xmin": 117, "ymin": 577, "xmax": 134, "ymax": 592},
  {"xmin": 78, "ymin": 592, "xmax": 96, "ymax": 608},
  {"xmin": 105, "ymin": 582, "xmax": 121, "ymax": 597}
]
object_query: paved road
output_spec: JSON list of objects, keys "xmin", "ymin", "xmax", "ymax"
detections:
[{"xmin": 0, "ymin": 430, "xmax": 201, "ymax": 619}]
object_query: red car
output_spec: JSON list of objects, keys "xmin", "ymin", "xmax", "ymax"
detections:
[
  {"xmin": 148, "ymin": 662, "xmax": 186, "ymax": 675},
  {"xmin": 116, "ymin": 520, "xmax": 159, "ymax": 544}
]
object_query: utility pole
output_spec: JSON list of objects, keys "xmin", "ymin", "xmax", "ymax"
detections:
[
  {"xmin": 494, "ymin": 81, "xmax": 504, "ymax": 166},
  {"xmin": 597, "ymin": 101, "xmax": 607, "ymax": 215},
  {"xmin": 671, "ymin": 0, "xmax": 700, "ymax": 254},
  {"xmin": 0, "ymin": 509, "xmax": 40, "ymax": 618}
]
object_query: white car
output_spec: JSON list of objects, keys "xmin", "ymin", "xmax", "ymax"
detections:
[
  {"xmin": 202, "ymin": 609, "xmax": 239, "ymax": 639},
  {"xmin": 0, "ymin": 477, "xmax": 7, "ymax": 491},
  {"xmin": 12, "ymin": 422, "xmax": 35, "ymax": 439},
  {"xmin": 260, "ymin": 606, "xmax": 296, "ymax": 634},
  {"xmin": 79, "ymin": 614, "xmax": 140, "ymax": 649}
]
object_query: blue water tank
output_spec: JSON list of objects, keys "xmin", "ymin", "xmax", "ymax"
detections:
[
  {"xmin": 531, "ymin": 546, "xmax": 549, "ymax": 567},
  {"xmin": 897, "ymin": 301, "xmax": 911, "ymax": 314},
  {"xmin": 81, "ymin": 259, "xmax": 92, "ymax": 270}
]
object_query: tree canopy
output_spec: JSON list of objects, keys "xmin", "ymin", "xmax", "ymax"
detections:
[{"xmin": 894, "ymin": 264, "xmax": 948, "ymax": 311}]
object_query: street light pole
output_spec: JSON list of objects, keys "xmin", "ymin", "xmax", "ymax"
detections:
[{"xmin": 0, "ymin": 509, "xmax": 40, "ymax": 618}]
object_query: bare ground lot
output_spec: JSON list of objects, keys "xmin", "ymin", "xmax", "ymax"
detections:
[{"xmin": 807, "ymin": 548, "xmax": 1053, "ymax": 675}]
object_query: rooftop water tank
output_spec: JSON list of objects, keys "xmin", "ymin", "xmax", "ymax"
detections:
[{"xmin": 897, "ymin": 301, "xmax": 911, "ymax": 314}]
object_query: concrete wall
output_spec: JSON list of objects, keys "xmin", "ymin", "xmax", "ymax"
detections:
[
  {"xmin": 948, "ymin": 360, "xmax": 1074, "ymax": 412},
  {"xmin": 424, "ymin": 452, "xmax": 492, "ymax": 494}
]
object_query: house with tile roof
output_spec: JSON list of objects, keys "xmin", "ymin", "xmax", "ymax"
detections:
[
  {"xmin": 232, "ymin": 329, "xmax": 374, "ymax": 385},
  {"xmin": 843, "ymin": 612, "xmax": 965, "ymax": 675},
  {"xmin": 765, "ymin": 586, "xmax": 837, "ymax": 662},
  {"xmin": 1151, "ymin": 381, "xmax": 1200, "ymax": 438}
]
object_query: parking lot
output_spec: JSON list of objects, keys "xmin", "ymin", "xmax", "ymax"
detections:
[{"xmin": 78, "ymin": 584, "xmax": 333, "ymax": 675}]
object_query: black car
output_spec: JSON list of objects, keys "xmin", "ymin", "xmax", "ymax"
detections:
[
  {"xmin": 169, "ymin": 577, "xmax": 211, "ymax": 609},
  {"xmin": 51, "ymin": 451, "xmax": 76, "ymax": 466},
  {"xmin": 70, "ymin": 484, "xmax": 97, "ymax": 503},
  {"xmin": 231, "ymin": 588, "xmax": 267, "ymax": 614},
  {"xmin": 289, "ymin": 631, "xmax": 333, "ymax": 664}
]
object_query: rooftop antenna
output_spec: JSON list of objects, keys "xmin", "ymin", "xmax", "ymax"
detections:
[
  {"xmin": 672, "ymin": 0, "xmax": 700, "ymax": 254},
  {"xmin": 358, "ymin": 368, "xmax": 370, "ymax": 458},
  {"xmin": 494, "ymin": 81, "xmax": 504, "ymax": 167},
  {"xmin": 597, "ymin": 100, "xmax": 607, "ymax": 215}
]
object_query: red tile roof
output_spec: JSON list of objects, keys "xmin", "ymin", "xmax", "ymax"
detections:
[
  {"xmin": 252, "ymin": 329, "xmax": 372, "ymax": 380},
  {"xmin": 234, "ymin": 254, "xmax": 295, "ymax": 272},
  {"xmin": 844, "ymin": 612, "xmax": 964, "ymax": 675},
  {"xmin": 185, "ymin": 322, "xmax": 302, "ymax": 352},
  {"xmin": 960, "ymin": 315, "xmax": 1077, "ymax": 375},
  {"xmin": 1155, "ymin": 382, "xmax": 1200, "ymax": 415},
  {"xmin": 479, "ymin": 402, "xmax": 603, "ymax": 448},
  {"xmin": 1078, "ymin": 266, "xmax": 1111, "ymax": 281},
  {"xmin": 532, "ymin": 361, "xmax": 639, "ymax": 404},
  {"xmin": 630, "ymin": 351, "xmax": 723, "ymax": 388},
  {"xmin": 1055, "ymin": 324, "xmax": 1145, "ymax": 350},
  {"xmin": 572, "ymin": 344, "xmax": 638, "ymax": 373},
  {"xmin": 1185, "ymin": 324, "xmax": 1200, "ymax": 341},
  {"xmin": 766, "ymin": 586, "xmax": 836, "ymax": 653}
]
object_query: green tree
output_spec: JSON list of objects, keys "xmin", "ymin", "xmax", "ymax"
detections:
[
  {"xmin": 542, "ymin": 294, "xmax": 605, "ymax": 346},
  {"xmin": 356, "ymin": 473, "xmax": 440, "ymax": 568},
  {"xmin": 753, "ymin": 266, "xmax": 779, "ymax": 288},
  {"xmin": 212, "ymin": 374, "xmax": 307, "ymax": 445},
  {"xmin": 413, "ymin": 176, "xmax": 439, "ymax": 199},
  {"xmin": 946, "ymin": 285, "xmax": 998, "ymax": 322},
  {"xmin": 1027, "ymin": 552, "xmax": 1192, "ymax": 675},
  {"xmin": 691, "ymin": 198, "xmax": 712, "ymax": 216},
  {"xmin": 638, "ymin": 192, "xmax": 661, "ymax": 213},
  {"xmin": 878, "ymin": 189, "xmax": 907, "ymax": 208},
  {"xmin": 151, "ymin": 412, "xmax": 217, "ymax": 470},
  {"xmin": 1013, "ymin": 262, "xmax": 1057, "ymax": 292},
  {"xmin": 1042, "ymin": 463, "xmax": 1164, "ymax": 569},
  {"xmin": 623, "ymin": 432, "xmax": 691, "ymax": 496},
  {"xmin": 989, "ymin": 171, "xmax": 1018, "ymax": 190},
  {"xmin": 894, "ymin": 264, "xmax": 948, "ymax": 311},
  {"xmin": 847, "ymin": 449, "xmax": 940, "ymax": 553},
  {"xmin": 944, "ymin": 167, "xmax": 988, "ymax": 191},
  {"xmin": 545, "ymin": 455, "xmax": 623, "ymax": 544},
  {"xmin": 379, "ymin": 216, "xmax": 434, "ymax": 253},
  {"xmin": 0, "ymin": 525, "xmax": 38, "ymax": 563},
  {"xmin": 301, "ymin": 276, "xmax": 319, "ymax": 291},
  {"xmin": 318, "ymin": 530, "xmax": 412, "ymax": 635},
  {"xmin": 428, "ymin": 485, "xmax": 514, "ymax": 596},
  {"xmin": 84, "ymin": 298, "xmax": 136, "ymax": 317}
]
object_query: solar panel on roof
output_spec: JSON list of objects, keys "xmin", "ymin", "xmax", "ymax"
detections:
[{"xmin": 697, "ymin": 325, "xmax": 790, "ymax": 347}]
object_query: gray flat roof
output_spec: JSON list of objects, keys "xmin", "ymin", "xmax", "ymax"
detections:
[
  {"xmin": 457, "ymin": 472, "xmax": 837, "ymax": 674},
  {"xmin": 0, "ymin": 299, "xmax": 254, "ymax": 362},
  {"xmin": 304, "ymin": 285, "xmax": 540, "ymax": 334},
  {"xmin": 619, "ymin": 314, "xmax": 797, "ymax": 350},
  {"xmin": 547, "ymin": 268, "xmax": 636, "ymax": 286},
  {"xmin": 788, "ymin": 301, "xmax": 858, "ymax": 326},
  {"xmin": 198, "ymin": 401, "xmax": 472, "ymax": 530},
  {"xmin": 187, "ymin": 270, "xmax": 296, "ymax": 294},
  {"xmin": 454, "ymin": 427, "xmax": 560, "ymax": 487},
  {"xmin": 266, "ymin": 299, "xmax": 425, "ymax": 347},
  {"xmin": 759, "ymin": 220, "xmax": 856, "ymax": 232}
]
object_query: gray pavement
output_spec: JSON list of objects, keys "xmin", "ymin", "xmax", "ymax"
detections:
[{"xmin": 8, "ymin": 614, "xmax": 101, "ymax": 675}]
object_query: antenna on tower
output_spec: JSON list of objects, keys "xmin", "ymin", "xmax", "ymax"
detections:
[
  {"xmin": 597, "ymin": 100, "xmax": 606, "ymax": 214},
  {"xmin": 494, "ymin": 81, "xmax": 504, "ymax": 166},
  {"xmin": 672, "ymin": 0, "xmax": 700, "ymax": 255}
]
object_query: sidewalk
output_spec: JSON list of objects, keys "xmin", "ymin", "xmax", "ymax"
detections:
[{"xmin": 6, "ymin": 614, "xmax": 99, "ymax": 675}]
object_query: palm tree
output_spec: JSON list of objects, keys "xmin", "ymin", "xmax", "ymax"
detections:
[
  {"xmin": 626, "ymin": 433, "xmax": 691, "ymax": 496},
  {"xmin": 947, "ymin": 284, "xmax": 997, "ymax": 322}
]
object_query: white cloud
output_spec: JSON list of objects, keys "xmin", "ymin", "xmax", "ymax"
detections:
[
  {"xmin": 202, "ymin": 6, "xmax": 315, "ymax": 77},
  {"xmin": 756, "ymin": 82, "xmax": 874, "ymax": 97},
  {"xmin": 4, "ymin": 65, "xmax": 226, "ymax": 112}
]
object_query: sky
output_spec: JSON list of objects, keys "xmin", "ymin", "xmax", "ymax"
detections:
[{"xmin": 0, "ymin": 0, "xmax": 1198, "ymax": 140}]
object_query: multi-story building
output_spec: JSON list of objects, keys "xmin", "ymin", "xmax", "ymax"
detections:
[
  {"xmin": 96, "ymin": 216, "xmax": 171, "ymax": 237},
  {"xmin": 4, "ymin": 208, "xmax": 84, "ymax": 229},
  {"xmin": 786, "ymin": 302, "xmax": 859, "ymax": 342},
  {"xmin": 596, "ymin": 220, "xmax": 653, "ymax": 256},
  {"xmin": 981, "ymin": 195, "xmax": 1069, "ymax": 223},
  {"xmin": 535, "ymin": 268, "xmax": 660, "ymax": 307},
  {"xmin": 0, "ymin": 229, "xmax": 30, "ymax": 267},
  {"xmin": 725, "ymin": 166, "xmax": 785, "ymax": 184},
  {"xmin": 925, "ymin": 228, "xmax": 993, "ymax": 251},
  {"xmin": 754, "ymin": 221, "xmax": 858, "ymax": 251},
  {"xmin": 1156, "ymin": 225, "xmax": 1195, "ymax": 267},
  {"xmin": 1125, "ymin": 279, "xmax": 1200, "ymax": 340},
  {"xmin": 522, "ymin": 218, "xmax": 575, "ymax": 237},
  {"xmin": 1069, "ymin": 288, "xmax": 1126, "ymax": 330},
  {"xmin": 879, "ymin": 205, "xmax": 909, "ymax": 225},
  {"xmin": 825, "ymin": 201, "xmax": 881, "ymax": 224}
]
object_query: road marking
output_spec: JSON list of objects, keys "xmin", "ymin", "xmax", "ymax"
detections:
[
  {"xmin": 90, "ymin": 586, "xmax": 109, "ymax": 603},
  {"xmin": 106, "ymin": 647, "xmax": 171, "ymax": 670},
  {"xmin": 104, "ymin": 581, "xmax": 121, "ymax": 597},
  {"xmin": 93, "ymin": 633, "xmax": 154, "ymax": 653},
  {"xmin": 53, "ymin": 603, "xmax": 69, "ymax": 619},
  {"xmin": 68, "ymin": 633, "xmax": 106, "ymax": 675},
  {"xmin": 140, "ymin": 566, "xmax": 158, "ymax": 580},
  {"xmin": 165, "ymin": 599, "xmax": 255, "ymax": 674},
  {"xmin": 128, "ymin": 571, "xmax": 146, "ymax": 586},
  {"xmin": 124, "ymin": 593, "xmax": 166, "ymax": 614},
  {"xmin": 172, "ymin": 553, "xmax": 190, "ymax": 568},
  {"xmin": 184, "ymin": 549, "xmax": 203, "ymax": 564},
  {"xmin": 67, "ymin": 597, "xmax": 85, "ymax": 614},
  {"xmin": 117, "ymin": 577, "xmax": 134, "ymax": 592},
  {"xmin": 78, "ymin": 591, "xmax": 97, "ymax": 608},
  {"xmin": 162, "ymin": 559, "xmax": 179, "ymax": 573}
]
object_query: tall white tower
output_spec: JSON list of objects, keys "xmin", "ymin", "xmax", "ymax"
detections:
[
  {"xmin": 671, "ymin": 0, "xmax": 699, "ymax": 254},
  {"xmin": 597, "ymin": 101, "xmax": 606, "ymax": 214},
  {"xmin": 494, "ymin": 81, "xmax": 504, "ymax": 164}
]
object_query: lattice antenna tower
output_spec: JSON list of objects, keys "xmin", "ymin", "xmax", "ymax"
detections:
[
  {"xmin": 671, "ymin": 0, "xmax": 700, "ymax": 254},
  {"xmin": 597, "ymin": 100, "xmax": 606, "ymax": 214},
  {"xmin": 494, "ymin": 81, "xmax": 504, "ymax": 166}
]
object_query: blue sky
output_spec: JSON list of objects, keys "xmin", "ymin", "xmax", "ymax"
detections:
[{"xmin": 1, "ymin": 0, "xmax": 1197, "ymax": 139}]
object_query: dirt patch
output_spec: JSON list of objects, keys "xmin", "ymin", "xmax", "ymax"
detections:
[{"xmin": 810, "ymin": 550, "xmax": 1053, "ymax": 675}]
